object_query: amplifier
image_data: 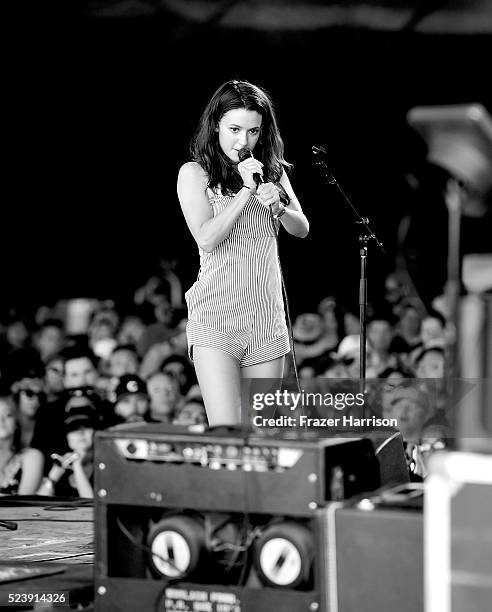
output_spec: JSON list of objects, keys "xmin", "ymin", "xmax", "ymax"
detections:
[
  {"xmin": 94, "ymin": 424, "xmax": 381, "ymax": 516},
  {"xmin": 426, "ymin": 451, "xmax": 492, "ymax": 612},
  {"xmin": 318, "ymin": 483, "xmax": 424, "ymax": 612},
  {"xmin": 457, "ymin": 292, "xmax": 492, "ymax": 453},
  {"xmin": 94, "ymin": 424, "xmax": 383, "ymax": 612}
]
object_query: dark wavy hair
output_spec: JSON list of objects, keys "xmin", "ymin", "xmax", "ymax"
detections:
[{"xmin": 191, "ymin": 80, "xmax": 292, "ymax": 195}]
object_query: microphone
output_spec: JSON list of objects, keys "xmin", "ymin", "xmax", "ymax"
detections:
[{"xmin": 238, "ymin": 147, "xmax": 263, "ymax": 185}]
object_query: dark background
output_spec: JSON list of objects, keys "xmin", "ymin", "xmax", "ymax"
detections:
[{"xmin": 5, "ymin": 15, "xmax": 491, "ymax": 319}]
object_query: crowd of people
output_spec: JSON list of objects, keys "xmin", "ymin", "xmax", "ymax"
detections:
[
  {"xmin": 0, "ymin": 262, "xmax": 453, "ymax": 497},
  {"xmin": 0, "ymin": 270, "xmax": 206, "ymax": 498},
  {"xmin": 290, "ymin": 272, "xmax": 453, "ymax": 478}
]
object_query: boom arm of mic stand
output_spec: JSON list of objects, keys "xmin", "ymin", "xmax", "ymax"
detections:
[{"xmin": 312, "ymin": 149, "xmax": 385, "ymax": 252}]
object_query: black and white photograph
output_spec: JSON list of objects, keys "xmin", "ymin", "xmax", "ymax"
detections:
[{"xmin": 1, "ymin": 2, "xmax": 492, "ymax": 610}]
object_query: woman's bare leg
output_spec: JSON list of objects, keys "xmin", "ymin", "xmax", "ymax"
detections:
[
  {"xmin": 241, "ymin": 356, "xmax": 285, "ymax": 379},
  {"xmin": 193, "ymin": 346, "xmax": 242, "ymax": 426},
  {"xmin": 240, "ymin": 356, "xmax": 285, "ymax": 423}
]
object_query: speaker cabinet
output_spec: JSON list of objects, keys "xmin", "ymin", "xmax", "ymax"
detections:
[{"xmin": 94, "ymin": 424, "xmax": 384, "ymax": 612}]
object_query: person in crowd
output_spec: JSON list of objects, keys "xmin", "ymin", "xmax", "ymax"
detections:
[
  {"xmin": 137, "ymin": 295, "xmax": 175, "ymax": 357},
  {"xmin": 146, "ymin": 371, "xmax": 184, "ymax": 423},
  {"xmin": 419, "ymin": 309, "xmax": 448, "ymax": 350},
  {"xmin": 108, "ymin": 345, "xmax": 140, "ymax": 379},
  {"xmin": 0, "ymin": 396, "xmax": 44, "ymax": 495},
  {"xmin": 134, "ymin": 276, "xmax": 173, "ymax": 318},
  {"xmin": 383, "ymin": 384, "xmax": 431, "ymax": 443},
  {"xmin": 414, "ymin": 346, "xmax": 446, "ymax": 380},
  {"xmin": 342, "ymin": 308, "xmax": 361, "ymax": 335},
  {"xmin": 390, "ymin": 300, "xmax": 423, "ymax": 357},
  {"xmin": 117, "ymin": 314, "xmax": 147, "ymax": 349},
  {"xmin": 373, "ymin": 366, "xmax": 412, "ymax": 419},
  {"xmin": 178, "ymin": 79, "xmax": 309, "ymax": 426},
  {"xmin": 112, "ymin": 374, "xmax": 150, "ymax": 424},
  {"xmin": 84, "ymin": 303, "xmax": 119, "ymax": 360},
  {"xmin": 418, "ymin": 417, "xmax": 451, "ymax": 476},
  {"xmin": 167, "ymin": 318, "xmax": 189, "ymax": 357},
  {"xmin": 406, "ymin": 414, "xmax": 451, "ymax": 481},
  {"xmin": 88, "ymin": 317, "xmax": 118, "ymax": 363},
  {"xmin": 173, "ymin": 397, "xmax": 208, "ymax": 426},
  {"xmin": 330, "ymin": 334, "xmax": 366, "ymax": 379},
  {"xmin": 30, "ymin": 346, "xmax": 107, "ymax": 465},
  {"xmin": 383, "ymin": 272, "xmax": 407, "ymax": 317},
  {"xmin": 160, "ymin": 354, "xmax": 197, "ymax": 396},
  {"xmin": 139, "ymin": 319, "xmax": 192, "ymax": 382},
  {"xmin": 406, "ymin": 308, "xmax": 449, "ymax": 365},
  {"xmin": 139, "ymin": 338, "xmax": 178, "ymax": 381},
  {"xmin": 103, "ymin": 344, "xmax": 141, "ymax": 400},
  {"xmin": 89, "ymin": 303, "xmax": 120, "ymax": 337},
  {"xmin": 10, "ymin": 366, "xmax": 46, "ymax": 449},
  {"xmin": 44, "ymin": 354, "xmax": 65, "ymax": 402},
  {"xmin": 134, "ymin": 275, "xmax": 165, "ymax": 309},
  {"xmin": 4, "ymin": 313, "xmax": 31, "ymax": 352},
  {"xmin": 37, "ymin": 403, "xmax": 98, "ymax": 498},
  {"xmin": 62, "ymin": 345, "xmax": 100, "ymax": 389},
  {"xmin": 413, "ymin": 345, "xmax": 450, "ymax": 420},
  {"xmin": 134, "ymin": 258, "xmax": 184, "ymax": 312},
  {"xmin": 366, "ymin": 316, "xmax": 400, "ymax": 378},
  {"xmin": 378, "ymin": 380, "xmax": 432, "ymax": 481},
  {"xmin": 293, "ymin": 311, "xmax": 339, "ymax": 376},
  {"xmin": 33, "ymin": 319, "xmax": 66, "ymax": 364},
  {"xmin": 318, "ymin": 295, "xmax": 343, "ymax": 343}
]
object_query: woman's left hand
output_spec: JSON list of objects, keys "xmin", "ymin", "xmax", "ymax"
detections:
[
  {"xmin": 52, "ymin": 452, "xmax": 80, "ymax": 470},
  {"xmin": 256, "ymin": 182, "xmax": 282, "ymax": 215}
]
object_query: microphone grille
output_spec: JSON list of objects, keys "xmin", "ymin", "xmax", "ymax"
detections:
[{"xmin": 238, "ymin": 147, "xmax": 252, "ymax": 162}]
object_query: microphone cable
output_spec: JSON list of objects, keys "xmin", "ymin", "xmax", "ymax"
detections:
[{"xmin": 269, "ymin": 207, "xmax": 302, "ymax": 398}]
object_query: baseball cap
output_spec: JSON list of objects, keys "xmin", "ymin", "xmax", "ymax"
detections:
[
  {"xmin": 115, "ymin": 374, "xmax": 147, "ymax": 400},
  {"xmin": 64, "ymin": 405, "xmax": 98, "ymax": 434}
]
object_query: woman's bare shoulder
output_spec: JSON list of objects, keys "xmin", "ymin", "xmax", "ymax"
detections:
[
  {"xmin": 21, "ymin": 447, "xmax": 44, "ymax": 463},
  {"xmin": 178, "ymin": 161, "xmax": 208, "ymax": 184}
]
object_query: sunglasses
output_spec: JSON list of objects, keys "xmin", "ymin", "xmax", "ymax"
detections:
[
  {"xmin": 382, "ymin": 381, "xmax": 406, "ymax": 393},
  {"xmin": 20, "ymin": 389, "xmax": 42, "ymax": 398},
  {"xmin": 46, "ymin": 366, "xmax": 63, "ymax": 375}
]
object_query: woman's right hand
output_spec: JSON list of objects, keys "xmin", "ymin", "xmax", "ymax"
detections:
[
  {"xmin": 51, "ymin": 452, "xmax": 80, "ymax": 472},
  {"xmin": 237, "ymin": 157, "xmax": 263, "ymax": 191}
]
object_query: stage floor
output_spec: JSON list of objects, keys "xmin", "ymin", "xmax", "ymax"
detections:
[{"xmin": 0, "ymin": 500, "xmax": 94, "ymax": 610}]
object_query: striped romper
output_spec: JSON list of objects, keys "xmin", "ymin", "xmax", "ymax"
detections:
[{"xmin": 185, "ymin": 186, "xmax": 291, "ymax": 367}]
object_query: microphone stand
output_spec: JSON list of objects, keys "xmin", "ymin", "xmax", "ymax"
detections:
[{"xmin": 312, "ymin": 146, "xmax": 385, "ymax": 417}]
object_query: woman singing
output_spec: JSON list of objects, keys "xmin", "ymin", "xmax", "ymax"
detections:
[{"xmin": 178, "ymin": 80, "xmax": 309, "ymax": 426}]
